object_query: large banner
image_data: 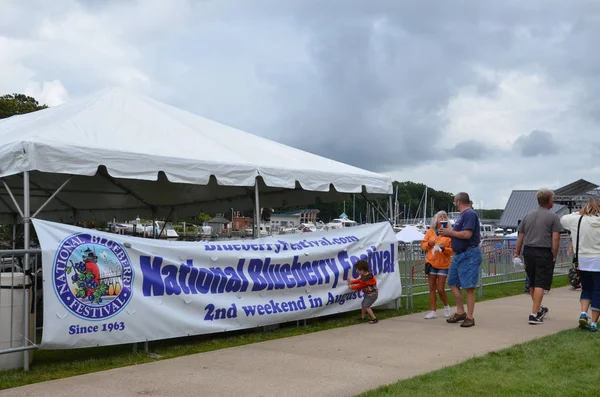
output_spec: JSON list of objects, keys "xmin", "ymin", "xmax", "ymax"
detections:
[{"xmin": 34, "ymin": 220, "xmax": 400, "ymax": 349}]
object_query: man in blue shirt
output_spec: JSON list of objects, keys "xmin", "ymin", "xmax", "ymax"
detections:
[{"xmin": 440, "ymin": 192, "xmax": 482, "ymax": 327}]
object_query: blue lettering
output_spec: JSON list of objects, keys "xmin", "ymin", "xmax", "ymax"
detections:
[
  {"xmin": 248, "ymin": 259, "xmax": 268, "ymax": 292},
  {"xmin": 161, "ymin": 265, "xmax": 181, "ymax": 295},
  {"xmin": 140, "ymin": 256, "xmax": 165, "ymax": 296}
]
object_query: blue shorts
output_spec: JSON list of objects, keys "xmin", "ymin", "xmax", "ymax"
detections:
[
  {"xmin": 427, "ymin": 265, "xmax": 449, "ymax": 276},
  {"xmin": 448, "ymin": 248, "xmax": 482, "ymax": 289}
]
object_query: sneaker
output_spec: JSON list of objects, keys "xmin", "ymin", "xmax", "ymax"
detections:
[
  {"xmin": 590, "ymin": 323, "xmax": 598, "ymax": 333},
  {"xmin": 537, "ymin": 306, "xmax": 549, "ymax": 320},
  {"xmin": 443, "ymin": 306, "xmax": 451, "ymax": 318},
  {"xmin": 424, "ymin": 311, "xmax": 438, "ymax": 320},
  {"xmin": 579, "ymin": 313, "xmax": 589, "ymax": 329},
  {"xmin": 529, "ymin": 314, "xmax": 543, "ymax": 325}
]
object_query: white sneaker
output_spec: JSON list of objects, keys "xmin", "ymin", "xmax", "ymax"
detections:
[
  {"xmin": 424, "ymin": 311, "xmax": 438, "ymax": 319},
  {"xmin": 444, "ymin": 306, "xmax": 451, "ymax": 318}
]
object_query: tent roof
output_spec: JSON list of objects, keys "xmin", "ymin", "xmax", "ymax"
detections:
[
  {"xmin": 396, "ymin": 225, "xmax": 425, "ymax": 243},
  {"xmin": 0, "ymin": 88, "xmax": 392, "ymax": 223},
  {"xmin": 0, "ymin": 87, "xmax": 391, "ymax": 194}
]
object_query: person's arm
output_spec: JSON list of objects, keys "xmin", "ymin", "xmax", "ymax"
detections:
[
  {"xmin": 560, "ymin": 212, "xmax": 579, "ymax": 230},
  {"xmin": 551, "ymin": 215, "xmax": 564, "ymax": 262},
  {"xmin": 421, "ymin": 230, "xmax": 434, "ymax": 251},
  {"xmin": 443, "ymin": 229, "xmax": 472, "ymax": 239},
  {"xmin": 349, "ymin": 280, "xmax": 366, "ymax": 290},
  {"xmin": 568, "ymin": 240, "xmax": 573, "ymax": 256},
  {"xmin": 552, "ymin": 232, "xmax": 560, "ymax": 262},
  {"xmin": 439, "ymin": 236, "xmax": 453, "ymax": 254},
  {"xmin": 513, "ymin": 233, "xmax": 525, "ymax": 258},
  {"xmin": 440, "ymin": 211, "xmax": 475, "ymax": 239}
]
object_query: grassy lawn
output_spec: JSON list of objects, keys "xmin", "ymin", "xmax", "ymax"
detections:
[
  {"xmin": 0, "ymin": 276, "xmax": 568, "ymax": 390},
  {"xmin": 358, "ymin": 327, "xmax": 599, "ymax": 397}
]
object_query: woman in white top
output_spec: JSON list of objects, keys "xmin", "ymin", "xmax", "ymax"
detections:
[{"xmin": 560, "ymin": 198, "xmax": 600, "ymax": 332}]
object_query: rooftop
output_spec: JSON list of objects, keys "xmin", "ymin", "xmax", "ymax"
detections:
[
  {"xmin": 554, "ymin": 179, "xmax": 599, "ymax": 196},
  {"xmin": 497, "ymin": 190, "xmax": 565, "ymax": 229}
]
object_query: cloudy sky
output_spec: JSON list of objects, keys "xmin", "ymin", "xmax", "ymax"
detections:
[{"xmin": 1, "ymin": 0, "xmax": 598, "ymax": 208}]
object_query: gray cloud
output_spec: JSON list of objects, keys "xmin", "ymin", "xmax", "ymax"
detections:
[
  {"xmin": 513, "ymin": 130, "xmax": 559, "ymax": 157},
  {"xmin": 2, "ymin": 0, "xmax": 600, "ymax": 207},
  {"xmin": 451, "ymin": 140, "xmax": 490, "ymax": 160}
]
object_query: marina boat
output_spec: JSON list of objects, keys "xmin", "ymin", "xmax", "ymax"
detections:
[
  {"xmin": 244, "ymin": 223, "xmax": 272, "ymax": 237},
  {"xmin": 109, "ymin": 218, "xmax": 179, "ymax": 239},
  {"xmin": 324, "ymin": 213, "xmax": 358, "ymax": 230}
]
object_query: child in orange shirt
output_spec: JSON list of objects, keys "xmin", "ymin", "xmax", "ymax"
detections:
[
  {"xmin": 420, "ymin": 211, "xmax": 453, "ymax": 319},
  {"xmin": 348, "ymin": 259, "xmax": 378, "ymax": 324}
]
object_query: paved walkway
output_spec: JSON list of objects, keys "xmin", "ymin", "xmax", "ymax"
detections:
[{"xmin": 1, "ymin": 287, "xmax": 581, "ymax": 397}]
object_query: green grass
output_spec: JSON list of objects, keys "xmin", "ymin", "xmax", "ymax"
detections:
[
  {"xmin": 358, "ymin": 327, "xmax": 599, "ymax": 397},
  {"xmin": 0, "ymin": 276, "xmax": 568, "ymax": 390}
]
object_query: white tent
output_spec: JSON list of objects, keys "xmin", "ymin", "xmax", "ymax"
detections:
[
  {"xmin": 0, "ymin": 87, "xmax": 392, "ymax": 224},
  {"xmin": 396, "ymin": 225, "xmax": 425, "ymax": 243}
]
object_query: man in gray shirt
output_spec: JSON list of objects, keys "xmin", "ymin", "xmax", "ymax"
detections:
[{"xmin": 513, "ymin": 188, "xmax": 563, "ymax": 325}]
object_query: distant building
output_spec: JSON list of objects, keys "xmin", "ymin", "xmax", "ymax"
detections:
[
  {"xmin": 205, "ymin": 214, "xmax": 231, "ymax": 234},
  {"xmin": 553, "ymin": 179, "xmax": 600, "ymax": 211},
  {"xmin": 498, "ymin": 179, "xmax": 599, "ymax": 231},
  {"xmin": 232, "ymin": 216, "xmax": 252, "ymax": 231},
  {"xmin": 291, "ymin": 209, "xmax": 320, "ymax": 224},
  {"xmin": 269, "ymin": 209, "xmax": 320, "ymax": 229},
  {"xmin": 270, "ymin": 213, "xmax": 301, "ymax": 229}
]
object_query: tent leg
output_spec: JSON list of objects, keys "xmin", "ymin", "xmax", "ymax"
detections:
[
  {"xmin": 23, "ymin": 171, "xmax": 31, "ymax": 371},
  {"xmin": 254, "ymin": 178, "xmax": 260, "ymax": 239},
  {"xmin": 152, "ymin": 211, "xmax": 156, "ymax": 239},
  {"xmin": 12, "ymin": 214, "xmax": 17, "ymax": 249}
]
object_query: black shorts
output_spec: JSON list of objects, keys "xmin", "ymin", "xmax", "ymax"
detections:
[{"xmin": 523, "ymin": 246, "xmax": 555, "ymax": 290}]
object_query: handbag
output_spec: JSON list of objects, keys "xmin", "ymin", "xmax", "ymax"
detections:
[{"xmin": 568, "ymin": 215, "xmax": 583, "ymax": 288}]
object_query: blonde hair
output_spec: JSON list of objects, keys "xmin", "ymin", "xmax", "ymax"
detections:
[
  {"xmin": 580, "ymin": 198, "xmax": 600, "ymax": 216},
  {"xmin": 431, "ymin": 210, "xmax": 448, "ymax": 229},
  {"xmin": 537, "ymin": 188, "xmax": 555, "ymax": 206}
]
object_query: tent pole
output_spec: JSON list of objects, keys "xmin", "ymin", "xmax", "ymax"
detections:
[
  {"xmin": 12, "ymin": 213, "xmax": 17, "ymax": 249},
  {"xmin": 254, "ymin": 178, "xmax": 260, "ymax": 239},
  {"xmin": 1, "ymin": 179, "xmax": 24, "ymax": 218},
  {"xmin": 31, "ymin": 176, "xmax": 73, "ymax": 218},
  {"xmin": 152, "ymin": 210, "xmax": 157, "ymax": 239},
  {"xmin": 158, "ymin": 207, "xmax": 174, "ymax": 238},
  {"xmin": 23, "ymin": 171, "xmax": 31, "ymax": 371}
]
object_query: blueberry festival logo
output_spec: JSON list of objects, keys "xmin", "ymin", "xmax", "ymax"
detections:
[{"xmin": 53, "ymin": 233, "xmax": 134, "ymax": 321}]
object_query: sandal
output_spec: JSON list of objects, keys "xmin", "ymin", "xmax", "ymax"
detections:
[
  {"xmin": 358, "ymin": 317, "xmax": 366, "ymax": 321},
  {"xmin": 369, "ymin": 318, "xmax": 378, "ymax": 324},
  {"xmin": 446, "ymin": 312, "xmax": 467, "ymax": 323}
]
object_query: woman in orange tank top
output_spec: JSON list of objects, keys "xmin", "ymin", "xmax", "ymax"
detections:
[{"xmin": 420, "ymin": 211, "xmax": 453, "ymax": 319}]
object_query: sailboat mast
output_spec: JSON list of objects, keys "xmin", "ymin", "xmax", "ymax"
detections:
[{"xmin": 423, "ymin": 186, "xmax": 427, "ymax": 225}]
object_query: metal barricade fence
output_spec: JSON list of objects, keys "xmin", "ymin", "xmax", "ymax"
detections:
[
  {"xmin": 0, "ymin": 249, "xmax": 42, "ymax": 370},
  {"xmin": 0, "ymin": 239, "xmax": 574, "ymax": 370},
  {"xmin": 398, "ymin": 237, "xmax": 573, "ymax": 309}
]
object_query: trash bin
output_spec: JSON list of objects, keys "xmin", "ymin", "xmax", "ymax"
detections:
[{"xmin": 0, "ymin": 272, "xmax": 34, "ymax": 370}]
